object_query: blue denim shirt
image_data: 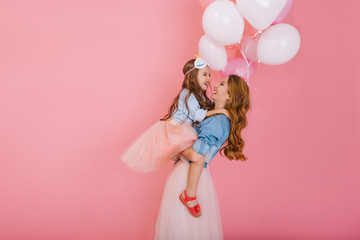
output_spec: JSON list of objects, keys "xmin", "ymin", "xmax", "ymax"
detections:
[
  {"xmin": 179, "ymin": 114, "xmax": 230, "ymax": 168},
  {"xmin": 171, "ymin": 89, "xmax": 208, "ymax": 123}
]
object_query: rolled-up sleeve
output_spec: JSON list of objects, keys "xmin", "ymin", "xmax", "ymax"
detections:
[
  {"xmin": 187, "ymin": 94, "xmax": 207, "ymax": 122},
  {"xmin": 192, "ymin": 116, "xmax": 228, "ymax": 156},
  {"xmin": 192, "ymin": 138, "xmax": 212, "ymax": 156}
]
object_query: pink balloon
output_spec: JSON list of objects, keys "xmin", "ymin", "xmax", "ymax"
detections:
[
  {"xmin": 240, "ymin": 33, "xmax": 259, "ymax": 62},
  {"xmin": 199, "ymin": 0, "xmax": 215, "ymax": 9},
  {"xmin": 225, "ymin": 43, "xmax": 239, "ymax": 50},
  {"xmin": 273, "ymin": 0, "xmax": 294, "ymax": 24},
  {"xmin": 220, "ymin": 58, "xmax": 255, "ymax": 79}
]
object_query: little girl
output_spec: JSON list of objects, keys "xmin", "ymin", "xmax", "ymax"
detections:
[{"xmin": 121, "ymin": 57, "xmax": 228, "ymax": 173}]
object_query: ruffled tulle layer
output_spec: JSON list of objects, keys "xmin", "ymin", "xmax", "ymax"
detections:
[{"xmin": 121, "ymin": 120, "xmax": 197, "ymax": 173}]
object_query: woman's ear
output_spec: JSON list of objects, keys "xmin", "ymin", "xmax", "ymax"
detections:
[{"xmin": 226, "ymin": 93, "xmax": 230, "ymax": 102}]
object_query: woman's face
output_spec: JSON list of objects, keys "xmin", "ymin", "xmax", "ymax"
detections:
[
  {"xmin": 196, "ymin": 66, "xmax": 211, "ymax": 91},
  {"xmin": 211, "ymin": 77, "xmax": 230, "ymax": 103}
]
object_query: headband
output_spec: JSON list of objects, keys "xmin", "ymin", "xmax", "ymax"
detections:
[{"xmin": 185, "ymin": 56, "xmax": 207, "ymax": 75}]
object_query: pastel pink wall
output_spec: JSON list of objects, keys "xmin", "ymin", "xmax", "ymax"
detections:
[{"xmin": 0, "ymin": 1, "xmax": 359, "ymax": 240}]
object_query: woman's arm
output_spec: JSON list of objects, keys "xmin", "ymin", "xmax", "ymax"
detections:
[
  {"xmin": 181, "ymin": 147, "xmax": 206, "ymax": 163},
  {"xmin": 191, "ymin": 115, "xmax": 230, "ymax": 158}
]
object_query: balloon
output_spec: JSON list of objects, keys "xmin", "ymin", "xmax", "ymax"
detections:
[
  {"xmin": 273, "ymin": 0, "xmax": 294, "ymax": 24},
  {"xmin": 257, "ymin": 23, "xmax": 301, "ymax": 65},
  {"xmin": 236, "ymin": 0, "xmax": 287, "ymax": 30},
  {"xmin": 199, "ymin": 0, "xmax": 215, "ymax": 9},
  {"xmin": 240, "ymin": 33, "xmax": 259, "ymax": 62},
  {"xmin": 202, "ymin": 0, "xmax": 244, "ymax": 45},
  {"xmin": 199, "ymin": 35, "xmax": 227, "ymax": 71},
  {"xmin": 220, "ymin": 58, "xmax": 255, "ymax": 79}
]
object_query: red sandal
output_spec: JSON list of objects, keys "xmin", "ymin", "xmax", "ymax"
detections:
[{"xmin": 179, "ymin": 190, "xmax": 202, "ymax": 218}]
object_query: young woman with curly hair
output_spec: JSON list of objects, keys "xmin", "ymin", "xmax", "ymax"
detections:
[{"xmin": 155, "ymin": 75, "xmax": 251, "ymax": 240}]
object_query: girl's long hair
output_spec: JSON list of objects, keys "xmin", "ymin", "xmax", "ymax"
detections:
[
  {"xmin": 161, "ymin": 59, "xmax": 213, "ymax": 121},
  {"xmin": 220, "ymin": 75, "xmax": 251, "ymax": 161}
]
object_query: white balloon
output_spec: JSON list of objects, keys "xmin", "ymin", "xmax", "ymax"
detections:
[
  {"xmin": 257, "ymin": 23, "xmax": 301, "ymax": 65},
  {"xmin": 202, "ymin": 0, "xmax": 244, "ymax": 45},
  {"xmin": 199, "ymin": 35, "xmax": 227, "ymax": 71},
  {"xmin": 236, "ymin": 0, "xmax": 287, "ymax": 30}
]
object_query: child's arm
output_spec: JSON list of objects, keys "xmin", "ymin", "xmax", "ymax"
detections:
[
  {"xmin": 187, "ymin": 93, "xmax": 229, "ymax": 121},
  {"xmin": 205, "ymin": 109, "xmax": 230, "ymax": 119},
  {"xmin": 185, "ymin": 93, "xmax": 207, "ymax": 123}
]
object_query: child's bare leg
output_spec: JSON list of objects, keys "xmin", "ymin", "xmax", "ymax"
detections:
[{"xmin": 182, "ymin": 158, "xmax": 205, "ymax": 207}]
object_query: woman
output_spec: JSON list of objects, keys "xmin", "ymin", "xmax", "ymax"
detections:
[{"xmin": 154, "ymin": 75, "xmax": 251, "ymax": 240}]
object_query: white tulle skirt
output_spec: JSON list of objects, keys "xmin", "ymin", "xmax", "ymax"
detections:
[{"xmin": 154, "ymin": 157, "xmax": 223, "ymax": 240}]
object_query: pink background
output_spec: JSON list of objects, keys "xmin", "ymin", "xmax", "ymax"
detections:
[{"xmin": 1, "ymin": 0, "xmax": 359, "ymax": 239}]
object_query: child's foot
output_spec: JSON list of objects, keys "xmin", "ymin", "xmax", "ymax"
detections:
[
  {"xmin": 181, "ymin": 192, "xmax": 198, "ymax": 208},
  {"xmin": 179, "ymin": 190, "xmax": 202, "ymax": 218}
]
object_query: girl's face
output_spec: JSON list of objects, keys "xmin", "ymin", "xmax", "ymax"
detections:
[
  {"xmin": 211, "ymin": 77, "xmax": 230, "ymax": 103},
  {"xmin": 196, "ymin": 66, "xmax": 211, "ymax": 91}
]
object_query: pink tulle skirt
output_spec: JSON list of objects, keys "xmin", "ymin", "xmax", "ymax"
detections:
[
  {"xmin": 120, "ymin": 120, "xmax": 197, "ymax": 173},
  {"xmin": 154, "ymin": 158, "xmax": 223, "ymax": 240}
]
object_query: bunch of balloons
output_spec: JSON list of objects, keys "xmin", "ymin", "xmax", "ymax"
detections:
[{"xmin": 198, "ymin": 0, "xmax": 301, "ymax": 84}]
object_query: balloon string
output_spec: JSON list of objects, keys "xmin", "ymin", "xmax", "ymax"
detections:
[
  {"xmin": 252, "ymin": 30, "xmax": 262, "ymax": 39},
  {"xmin": 238, "ymin": 42, "xmax": 250, "ymax": 87},
  {"xmin": 252, "ymin": 30, "xmax": 262, "ymax": 67}
]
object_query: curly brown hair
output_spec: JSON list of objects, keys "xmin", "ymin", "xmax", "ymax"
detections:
[
  {"xmin": 220, "ymin": 75, "xmax": 251, "ymax": 161},
  {"xmin": 161, "ymin": 59, "xmax": 213, "ymax": 121}
]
